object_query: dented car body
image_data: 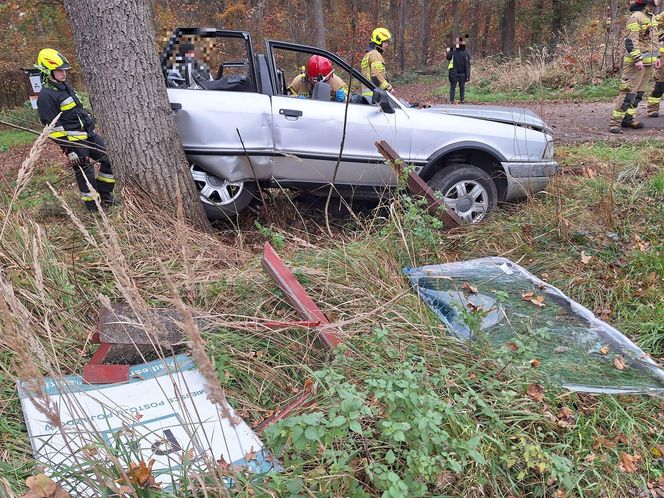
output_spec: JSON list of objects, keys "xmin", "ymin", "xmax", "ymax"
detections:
[{"xmin": 162, "ymin": 28, "xmax": 557, "ymax": 222}]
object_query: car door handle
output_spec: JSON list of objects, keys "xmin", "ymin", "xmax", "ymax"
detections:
[
  {"xmin": 170, "ymin": 103, "xmax": 182, "ymax": 113},
  {"xmin": 279, "ymin": 108, "xmax": 303, "ymax": 118}
]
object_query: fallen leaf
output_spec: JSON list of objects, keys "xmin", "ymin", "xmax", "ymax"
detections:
[
  {"xmin": 22, "ymin": 475, "xmax": 69, "ymax": 498},
  {"xmin": 593, "ymin": 435, "xmax": 616, "ymax": 450},
  {"xmin": 599, "ymin": 346, "xmax": 609, "ymax": 355},
  {"xmin": 557, "ymin": 406, "xmax": 575, "ymax": 427},
  {"xmin": 584, "ymin": 453, "xmax": 596, "ymax": 463},
  {"xmin": 619, "ymin": 452, "xmax": 640, "ymax": 473},
  {"xmin": 527, "ymin": 383, "xmax": 544, "ymax": 402},
  {"xmin": 468, "ymin": 372, "xmax": 477, "ymax": 380},
  {"xmin": 555, "ymin": 490, "xmax": 566, "ymax": 498},
  {"xmin": 580, "ymin": 251, "xmax": 592, "ymax": 264},
  {"xmin": 436, "ymin": 471, "xmax": 457, "ymax": 489},
  {"xmin": 651, "ymin": 446, "xmax": 664, "ymax": 459},
  {"xmin": 462, "ymin": 281, "xmax": 478, "ymax": 294},
  {"xmin": 553, "ymin": 346, "xmax": 569, "ymax": 354},
  {"xmin": 244, "ymin": 447, "xmax": 257, "ymax": 462},
  {"xmin": 522, "ymin": 291, "xmax": 545, "ymax": 307},
  {"xmin": 530, "ymin": 359, "xmax": 541, "ymax": 368},
  {"xmin": 613, "ymin": 356, "xmax": 626, "ymax": 370},
  {"xmin": 505, "ymin": 341, "xmax": 518, "ymax": 352},
  {"xmin": 126, "ymin": 459, "xmax": 160, "ymax": 489},
  {"xmin": 231, "ymin": 416, "xmax": 243, "ymax": 426},
  {"xmin": 466, "ymin": 302, "xmax": 479, "ymax": 312}
]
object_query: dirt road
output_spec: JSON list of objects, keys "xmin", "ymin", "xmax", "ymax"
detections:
[{"xmin": 398, "ymin": 82, "xmax": 664, "ymax": 144}]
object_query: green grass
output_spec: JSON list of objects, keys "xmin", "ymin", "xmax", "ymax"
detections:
[
  {"xmin": 433, "ymin": 77, "xmax": 620, "ymax": 103},
  {"xmin": 0, "ymin": 140, "xmax": 663, "ymax": 496},
  {"xmin": 0, "ymin": 129, "xmax": 36, "ymax": 150}
]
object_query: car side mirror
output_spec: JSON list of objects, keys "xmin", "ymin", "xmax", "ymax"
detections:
[
  {"xmin": 373, "ymin": 88, "xmax": 395, "ymax": 114},
  {"xmin": 312, "ymin": 81, "xmax": 331, "ymax": 101}
]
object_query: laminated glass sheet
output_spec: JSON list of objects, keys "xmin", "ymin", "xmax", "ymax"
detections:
[{"xmin": 404, "ymin": 257, "xmax": 664, "ymax": 395}]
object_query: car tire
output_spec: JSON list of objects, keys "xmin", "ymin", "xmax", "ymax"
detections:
[
  {"xmin": 190, "ymin": 164, "xmax": 257, "ymax": 220},
  {"xmin": 428, "ymin": 164, "xmax": 498, "ymax": 223}
]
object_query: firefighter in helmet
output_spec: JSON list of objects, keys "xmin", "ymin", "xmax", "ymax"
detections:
[
  {"xmin": 361, "ymin": 27, "xmax": 394, "ymax": 98},
  {"xmin": 287, "ymin": 55, "xmax": 348, "ymax": 102},
  {"xmin": 35, "ymin": 48, "xmax": 115, "ymax": 211},
  {"xmin": 609, "ymin": 0, "xmax": 663, "ymax": 133},
  {"xmin": 646, "ymin": 6, "xmax": 664, "ymax": 117}
]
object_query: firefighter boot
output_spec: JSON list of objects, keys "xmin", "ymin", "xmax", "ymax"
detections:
[
  {"xmin": 647, "ymin": 81, "xmax": 664, "ymax": 117},
  {"xmin": 100, "ymin": 192, "xmax": 119, "ymax": 209}
]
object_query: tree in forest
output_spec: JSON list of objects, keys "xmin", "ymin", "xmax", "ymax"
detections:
[
  {"xmin": 63, "ymin": 0, "xmax": 211, "ymax": 230},
  {"xmin": 312, "ymin": 0, "xmax": 327, "ymax": 49},
  {"xmin": 500, "ymin": 0, "xmax": 516, "ymax": 56}
]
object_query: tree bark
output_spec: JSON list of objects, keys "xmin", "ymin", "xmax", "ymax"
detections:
[
  {"xmin": 312, "ymin": 0, "xmax": 327, "ymax": 49},
  {"xmin": 500, "ymin": 0, "xmax": 516, "ymax": 56},
  {"xmin": 418, "ymin": 0, "xmax": 430, "ymax": 68},
  {"xmin": 549, "ymin": 0, "xmax": 565, "ymax": 52},
  {"xmin": 63, "ymin": 0, "xmax": 211, "ymax": 230},
  {"xmin": 397, "ymin": 0, "xmax": 406, "ymax": 74}
]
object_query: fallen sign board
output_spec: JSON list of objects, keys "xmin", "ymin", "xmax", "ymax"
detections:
[
  {"xmin": 18, "ymin": 354, "xmax": 279, "ymax": 495},
  {"xmin": 405, "ymin": 257, "xmax": 664, "ymax": 395}
]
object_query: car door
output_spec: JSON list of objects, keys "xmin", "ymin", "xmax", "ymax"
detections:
[
  {"xmin": 162, "ymin": 28, "xmax": 274, "ymax": 182},
  {"xmin": 266, "ymin": 41, "xmax": 412, "ymax": 189}
]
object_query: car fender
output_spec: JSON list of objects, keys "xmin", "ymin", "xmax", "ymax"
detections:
[{"xmin": 418, "ymin": 141, "xmax": 507, "ymax": 181}]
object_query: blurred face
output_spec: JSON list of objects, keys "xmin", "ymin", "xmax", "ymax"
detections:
[
  {"xmin": 53, "ymin": 69, "xmax": 67, "ymax": 82},
  {"xmin": 382, "ymin": 40, "xmax": 390, "ymax": 51}
]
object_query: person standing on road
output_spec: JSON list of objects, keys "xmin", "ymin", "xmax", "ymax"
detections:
[
  {"xmin": 446, "ymin": 37, "xmax": 471, "ymax": 104},
  {"xmin": 646, "ymin": 10, "xmax": 664, "ymax": 117},
  {"xmin": 35, "ymin": 49, "xmax": 116, "ymax": 212},
  {"xmin": 361, "ymin": 27, "xmax": 395, "ymax": 99},
  {"xmin": 609, "ymin": 0, "xmax": 662, "ymax": 133}
]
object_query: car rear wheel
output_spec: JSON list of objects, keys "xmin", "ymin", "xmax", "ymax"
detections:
[
  {"xmin": 428, "ymin": 164, "xmax": 498, "ymax": 223},
  {"xmin": 190, "ymin": 164, "xmax": 256, "ymax": 220}
]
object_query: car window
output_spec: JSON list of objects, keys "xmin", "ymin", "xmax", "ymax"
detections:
[
  {"xmin": 271, "ymin": 47, "xmax": 364, "ymax": 104},
  {"xmin": 161, "ymin": 32, "xmax": 255, "ymax": 92}
]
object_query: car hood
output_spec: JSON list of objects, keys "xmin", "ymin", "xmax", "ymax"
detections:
[{"xmin": 421, "ymin": 104, "xmax": 553, "ymax": 135}]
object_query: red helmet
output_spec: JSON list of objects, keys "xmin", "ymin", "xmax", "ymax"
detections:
[
  {"xmin": 633, "ymin": 0, "xmax": 656, "ymax": 4},
  {"xmin": 306, "ymin": 55, "xmax": 333, "ymax": 83}
]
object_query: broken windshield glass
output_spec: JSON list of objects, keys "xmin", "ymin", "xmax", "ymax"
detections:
[{"xmin": 404, "ymin": 257, "xmax": 664, "ymax": 395}]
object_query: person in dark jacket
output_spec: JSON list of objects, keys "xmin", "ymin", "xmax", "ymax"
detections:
[
  {"xmin": 446, "ymin": 40, "xmax": 471, "ymax": 104},
  {"xmin": 35, "ymin": 48, "xmax": 115, "ymax": 212}
]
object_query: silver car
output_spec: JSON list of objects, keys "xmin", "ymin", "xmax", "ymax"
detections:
[{"xmin": 162, "ymin": 28, "xmax": 557, "ymax": 223}]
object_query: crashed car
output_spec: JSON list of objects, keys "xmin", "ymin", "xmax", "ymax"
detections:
[{"xmin": 161, "ymin": 28, "xmax": 557, "ymax": 223}]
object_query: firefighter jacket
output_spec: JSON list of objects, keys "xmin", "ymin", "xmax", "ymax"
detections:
[
  {"xmin": 446, "ymin": 47, "xmax": 471, "ymax": 81},
  {"xmin": 287, "ymin": 73, "xmax": 348, "ymax": 101},
  {"xmin": 361, "ymin": 44, "xmax": 392, "ymax": 95},
  {"xmin": 623, "ymin": 8, "xmax": 664, "ymax": 66},
  {"xmin": 37, "ymin": 78, "xmax": 95, "ymax": 145}
]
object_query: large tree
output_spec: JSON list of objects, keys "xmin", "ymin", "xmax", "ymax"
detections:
[{"xmin": 63, "ymin": 0, "xmax": 211, "ymax": 230}]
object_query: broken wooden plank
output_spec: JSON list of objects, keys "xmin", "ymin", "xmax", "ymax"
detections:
[
  {"xmin": 261, "ymin": 242, "xmax": 342, "ymax": 350},
  {"xmin": 99, "ymin": 303, "xmax": 187, "ymax": 346},
  {"xmin": 375, "ymin": 140, "xmax": 462, "ymax": 228}
]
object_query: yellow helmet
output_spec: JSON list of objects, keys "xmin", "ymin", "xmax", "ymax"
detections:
[
  {"xmin": 371, "ymin": 27, "xmax": 393, "ymax": 45},
  {"xmin": 36, "ymin": 48, "xmax": 71, "ymax": 77}
]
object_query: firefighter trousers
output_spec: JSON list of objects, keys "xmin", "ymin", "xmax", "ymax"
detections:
[
  {"xmin": 64, "ymin": 133, "xmax": 115, "ymax": 206},
  {"xmin": 610, "ymin": 63, "xmax": 653, "ymax": 128},
  {"xmin": 647, "ymin": 63, "xmax": 664, "ymax": 116}
]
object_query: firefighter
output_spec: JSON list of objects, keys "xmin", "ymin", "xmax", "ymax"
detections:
[
  {"xmin": 287, "ymin": 55, "xmax": 348, "ymax": 102},
  {"xmin": 35, "ymin": 48, "xmax": 115, "ymax": 212},
  {"xmin": 446, "ymin": 38, "xmax": 471, "ymax": 104},
  {"xmin": 646, "ymin": 12, "xmax": 664, "ymax": 117},
  {"xmin": 609, "ymin": 0, "xmax": 663, "ymax": 133},
  {"xmin": 361, "ymin": 27, "xmax": 394, "ymax": 98}
]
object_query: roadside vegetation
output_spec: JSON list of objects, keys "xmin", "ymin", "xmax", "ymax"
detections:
[{"xmin": 0, "ymin": 109, "xmax": 662, "ymax": 496}]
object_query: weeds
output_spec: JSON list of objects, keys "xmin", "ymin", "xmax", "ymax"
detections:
[{"xmin": 1, "ymin": 133, "xmax": 663, "ymax": 496}]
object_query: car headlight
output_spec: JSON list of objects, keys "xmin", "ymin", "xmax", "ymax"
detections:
[{"xmin": 542, "ymin": 138, "xmax": 555, "ymax": 160}]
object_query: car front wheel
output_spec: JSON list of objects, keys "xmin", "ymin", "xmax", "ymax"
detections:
[
  {"xmin": 190, "ymin": 164, "xmax": 256, "ymax": 220},
  {"xmin": 428, "ymin": 164, "xmax": 498, "ymax": 223}
]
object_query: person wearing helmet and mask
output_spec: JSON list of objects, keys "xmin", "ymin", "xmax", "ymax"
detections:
[
  {"xmin": 361, "ymin": 27, "xmax": 394, "ymax": 98},
  {"xmin": 609, "ymin": 0, "xmax": 664, "ymax": 133},
  {"xmin": 35, "ymin": 48, "xmax": 115, "ymax": 212},
  {"xmin": 287, "ymin": 55, "xmax": 348, "ymax": 102}
]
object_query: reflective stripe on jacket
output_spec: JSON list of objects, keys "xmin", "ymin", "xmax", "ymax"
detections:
[
  {"xmin": 37, "ymin": 79, "xmax": 94, "ymax": 143},
  {"xmin": 624, "ymin": 10, "xmax": 664, "ymax": 65},
  {"xmin": 361, "ymin": 48, "xmax": 392, "ymax": 95}
]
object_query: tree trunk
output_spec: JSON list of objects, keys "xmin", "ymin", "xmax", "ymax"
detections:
[
  {"xmin": 398, "ymin": 0, "xmax": 407, "ymax": 74},
  {"xmin": 500, "ymin": 0, "xmax": 516, "ymax": 56},
  {"xmin": 312, "ymin": 0, "xmax": 327, "ymax": 49},
  {"xmin": 63, "ymin": 0, "xmax": 210, "ymax": 230},
  {"xmin": 418, "ymin": 0, "xmax": 430, "ymax": 68},
  {"xmin": 549, "ymin": 0, "xmax": 565, "ymax": 52}
]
